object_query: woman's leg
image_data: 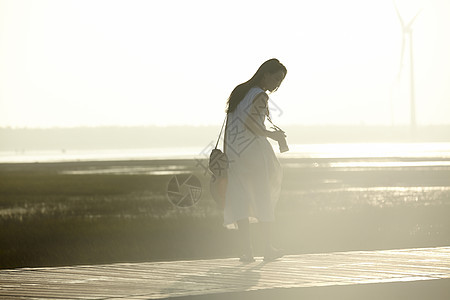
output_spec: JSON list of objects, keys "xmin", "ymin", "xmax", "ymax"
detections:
[
  {"xmin": 261, "ymin": 221, "xmax": 284, "ymax": 261},
  {"xmin": 260, "ymin": 221, "xmax": 273, "ymax": 252},
  {"xmin": 237, "ymin": 218, "xmax": 253, "ymax": 260}
]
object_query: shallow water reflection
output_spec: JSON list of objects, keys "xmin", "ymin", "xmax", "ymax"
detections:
[
  {"xmin": 283, "ymin": 186, "xmax": 450, "ymax": 209},
  {"xmin": 60, "ymin": 165, "xmax": 191, "ymax": 175},
  {"xmin": 282, "ymin": 160, "xmax": 450, "ymax": 170}
]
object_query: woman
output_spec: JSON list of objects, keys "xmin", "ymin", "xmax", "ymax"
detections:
[{"xmin": 224, "ymin": 58, "xmax": 287, "ymax": 262}]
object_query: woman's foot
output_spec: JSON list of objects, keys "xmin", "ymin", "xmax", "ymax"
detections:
[
  {"xmin": 239, "ymin": 253, "xmax": 255, "ymax": 263},
  {"xmin": 264, "ymin": 246, "xmax": 284, "ymax": 261}
]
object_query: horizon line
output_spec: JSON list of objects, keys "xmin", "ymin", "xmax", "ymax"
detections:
[{"xmin": 1, "ymin": 123, "xmax": 450, "ymax": 130}]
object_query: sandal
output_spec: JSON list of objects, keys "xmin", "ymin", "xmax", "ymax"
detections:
[
  {"xmin": 239, "ymin": 254, "xmax": 256, "ymax": 263},
  {"xmin": 264, "ymin": 248, "xmax": 284, "ymax": 261}
]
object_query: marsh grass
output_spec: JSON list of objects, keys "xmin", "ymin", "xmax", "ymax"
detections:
[{"xmin": 1, "ymin": 159, "xmax": 449, "ymax": 269}]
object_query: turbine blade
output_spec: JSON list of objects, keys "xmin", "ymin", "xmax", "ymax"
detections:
[
  {"xmin": 393, "ymin": 0, "xmax": 405, "ymax": 28},
  {"xmin": 406, "ymin": 9, "xmax": 423, "ymax": 28},
  {"xmin": 398, "ymin": 36, "xmax": 406, "ymax": 80}
]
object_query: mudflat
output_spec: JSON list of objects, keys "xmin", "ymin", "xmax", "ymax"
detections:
[{"xmin": 1, "ymin": 157, "xmax": 449, "ymax": 269}]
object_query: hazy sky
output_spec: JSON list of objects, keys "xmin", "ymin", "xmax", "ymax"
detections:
[{"xmin": 1, "ymin": 0, "xmax": 449, "ymax": 128}]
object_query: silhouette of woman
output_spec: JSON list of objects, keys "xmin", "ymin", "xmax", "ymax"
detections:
[{"xmin": 224, "ymin": 58, "xmax": 287, "ymax": 262}]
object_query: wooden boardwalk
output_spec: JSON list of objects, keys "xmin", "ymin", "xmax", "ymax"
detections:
[{"xmin": 1, "ymin": 246, "xmax": 449, "ymax": 299}]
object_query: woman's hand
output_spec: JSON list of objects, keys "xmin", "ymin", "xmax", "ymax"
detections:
[{"xmin": 267, "ymin": 129, "xmax": 286, "ymax": 142}]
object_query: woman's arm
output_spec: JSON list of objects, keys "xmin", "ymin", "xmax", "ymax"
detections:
[
  {"xmin": 244, "ymin": 92, "xmax": 269, "ymax": 136},
  {"xmin": 244, "ymin": 92, "xmax": 286, "ymax": 141}
]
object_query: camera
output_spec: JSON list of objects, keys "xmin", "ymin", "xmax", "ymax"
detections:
[
  {"xmin": 278, "ymin": 136, "xmax": 289, "ymax": 153},
  {"xmin": 271, "ymin": 126, "xmax": 289, "ymax": 153}
]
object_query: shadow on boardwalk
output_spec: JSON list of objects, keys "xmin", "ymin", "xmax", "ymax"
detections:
[
  {"xmin": 160, "ymin": 261, "xmax": 265, "ymax": 297},
  {"xmin": 175, "ymin": 278, "xmax": 450, "ymax": 300}
]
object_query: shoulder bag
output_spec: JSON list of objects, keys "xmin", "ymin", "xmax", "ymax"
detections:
[{"xmin": 209, "ymin": 115, "xmax": 228, "ymax": 210}]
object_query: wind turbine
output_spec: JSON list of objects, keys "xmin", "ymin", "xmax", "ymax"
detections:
[{"xmin": 393, "ymin": 1, "xmax": 422, "ymax": 137}]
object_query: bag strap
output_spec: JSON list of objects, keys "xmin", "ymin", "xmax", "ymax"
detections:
[
  {"xmin": 266, "ymin": 112, "xmax": 283, "ymax": 132},
  {"xmin": 215, "ymin": 114, "xmax": 227, "ymax": 149}
]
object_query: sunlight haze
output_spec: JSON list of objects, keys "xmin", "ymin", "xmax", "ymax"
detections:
[{"xmin": 1, "ymin": 0, "xmax": 449, "ymax": 128}]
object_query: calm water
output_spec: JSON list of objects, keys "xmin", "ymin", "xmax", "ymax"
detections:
[
  {"xmin": 1, "ymin": 143, "xmax": 449, "ymax": 226},
  {"xmin": 1, "ymin": 142, "xmax": 450, "ymax": 163}
]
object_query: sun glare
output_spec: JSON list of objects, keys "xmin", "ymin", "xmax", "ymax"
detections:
[{"xmin": 0, "ymin": 0, "xmax": 448, "ymax": 127}]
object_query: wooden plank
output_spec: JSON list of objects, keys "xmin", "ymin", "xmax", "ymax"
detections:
[{"xmin": 0, "ymin": 246, "xmax": 449, "ymax": 299}]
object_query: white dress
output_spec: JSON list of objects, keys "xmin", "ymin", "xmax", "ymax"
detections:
[{"xmin": 223, "ymin": 86, "xmax": 283, "ymax": 228}]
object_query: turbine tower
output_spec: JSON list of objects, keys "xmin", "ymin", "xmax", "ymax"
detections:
[{"xmin": 393, "ymin": 1, "xmax": 421, "ymax": 137}]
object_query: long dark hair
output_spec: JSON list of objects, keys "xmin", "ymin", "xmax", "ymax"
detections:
[{"xmin": 226, "ymin": 58, "xmax": 287, "ymax": 114}]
